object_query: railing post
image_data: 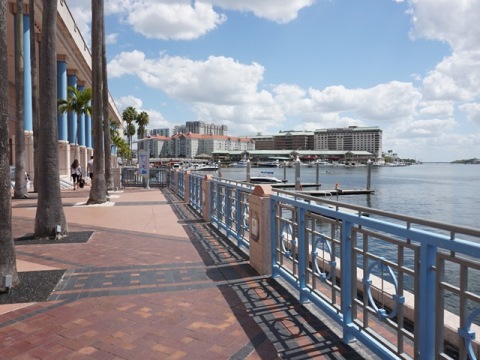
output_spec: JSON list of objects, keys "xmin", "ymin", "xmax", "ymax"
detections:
[
  {"xmin": 341, "ymin": 220, "xmax": 355, "ymax": 343},
  {"xmin": 417, "ymin": 243, "xmax": 437, "ymax": 359},
  {"xmin": 235, "ymin": 189, "xmax": 242, "ymax": 247},
  {"xmin": 173, "ymin": 170, "xmax": 179, "ymax": 194},
  {"xmin": 202, "ymin": 175, "xmax": 213, "ymax": 223},
  {"xmin": 184, "ymin": 171, "xmax": 190, "ymax": 204},
  {"xmin": 248, "ymin": 185, "xmax": 272, "ymax": 275},
  {"xmin": 297, "ymin": 207, "xmax": 309, "ymax": 303}
]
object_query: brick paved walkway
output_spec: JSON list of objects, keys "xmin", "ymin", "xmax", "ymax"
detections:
[{"xmin": 1, "ymin": 187, "xmax": 376, "ymax": 359}]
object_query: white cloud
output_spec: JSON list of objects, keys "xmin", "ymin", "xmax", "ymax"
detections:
[
  {"xmin": 109, "ymin": 51, "xmax": 430, "ymax": 136},
  {"xmin": 408, "ymin": 0, "xmax": 480, "ymax": 52},
  {"xmin": 406, "ymin": 1, "xmax": 480, "ymax": 103},
  {"xmin": 209, "ymin": 0, "xmax": 316, "ymax": 23},
  {"xmin": 124, "ymin": 2, "xmax": 227, "ymax": 40},
  {"xmin": 459, "ymin": 102, "xmax": 480, "ymax": 125},
  {"xmin": 115, "ymin": 95, "xmax": 143, "ymax": 110},
  {"xmin": 421, "ymin": 51, "xmax": 480, "ymax": 101},
  {"xmin": 109, "ymin": 51, "xmax": 270, "ymax": 104},
  {"xmin": 140, "ymin": 109, "xmax": 171, "ymax": 130},
  {"xmin": 395, "ymin": 118, "xmax": 457, "ymax": 137},
  {"xmin": 106, "ymin": 33, "xmax": 118, "ymax": 45},
  {"xmin": 418, "ymin": 100, "xmax": 454, "ymax": 117},
  {"xmin": 306, "ymin": 82, "xmax": 422, "ymax": 121},
  {"xmin": 65, "ymin": 0, "xmax": 92, "ymax": 44},
  {"xmin": 69, "ymin": 0, "xmax": 314, "ymax": 42},
  {"xmin": 114, "ymin": 97, "xmax": 171, "ymax": 133}
]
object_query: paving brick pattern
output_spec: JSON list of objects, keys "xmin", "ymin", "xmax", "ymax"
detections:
[{"xmin": 1, "ymin": 187, "xmax": 376, "ymax": 359}]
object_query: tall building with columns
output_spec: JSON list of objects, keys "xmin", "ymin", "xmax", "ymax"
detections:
[{"xmin": 5, "ymin": 1, "xmax": 122, "ymax": 178}]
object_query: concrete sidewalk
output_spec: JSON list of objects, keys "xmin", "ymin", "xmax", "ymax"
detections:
[{"xmin": 1, "ymin": 187, "xmax": 373, "ymax": 359}]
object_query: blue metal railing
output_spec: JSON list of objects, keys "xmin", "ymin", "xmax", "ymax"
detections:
[
  {"xmin": 177, "ymin": 171, "xmax": 185, "ymax": 199},
  {"xmin": 121, "ymin": 167, "xmax": 168, "ymax": 187},
  {"xmin": 188, "ymin": 173, "xmax": 203, "ymax": 215},
  {"xmin": 210, "ymin": 178, "xmax": 253, "ymax": 251},
  {"xmin": 270, "ymin": 189, "xmax": 480, "ymax": 359},
  {"xmin": 169, "ymin": 170, "xmax": 176, "ymax": 192}
]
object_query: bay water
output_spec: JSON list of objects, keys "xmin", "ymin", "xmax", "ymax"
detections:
[{"xmin": 220, "ymin": 163, "xmax": 480, "ymax": 231}]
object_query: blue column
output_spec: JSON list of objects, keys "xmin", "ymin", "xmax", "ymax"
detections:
[
  {"xmin": 23, "ymin": 15, "xmax": 32, "ymax": 132},
  {"xmin": 57, "ymin": 59, "xmax": 67, "ymax": 141},
  {"xmin": 85, "ymin": 105, "xmax": 92, "ymax": 148},
  {"xmin": 77, "ymin": 84, "xmax": 86, "ymax": 146},
  {"xmin": 67, "ymin": 73, "xmax": 77, "ymax": 144}
]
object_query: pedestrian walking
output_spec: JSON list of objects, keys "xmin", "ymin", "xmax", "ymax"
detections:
[
  {"xmin": 87, "ymin": 156, "xmax": 94, "ymax": 179},
  {"xmin": 71, "ymin": 159, "xmax": 82, "ymax": 190}
]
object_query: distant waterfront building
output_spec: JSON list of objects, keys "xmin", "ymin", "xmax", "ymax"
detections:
[
  {"xmin": 146, "ymin": 135, "xmax": 170, "ymax": 158},
  {"xmin": 249, "ymin": 134, "xmax": 274, "ymax": 150},
  {"xmin": 173, "ymin": 121, "xmax": 227, "ymax": 136},
  {"xmin": 314, "ymin": 126, "xmax": 382, "ymax": 158},
  {"xmin": 273, "ymin": 131, "xmax": 314, "ymax": 150},
  {"xmin": 169, "ymin": 133, "xmax": 254, "ymax": 158}
]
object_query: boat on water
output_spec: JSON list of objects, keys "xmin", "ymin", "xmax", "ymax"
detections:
[
  {"xmin": 249, "ymin": 176, "xmax": 285, "ymax": 184},
  {"xmin": 249, "ymin": 171, "xmax": 286, "ymax": 184},
  {"xmin": 255, "ymin": 159, "xmax": 280, "ymax": 168},
  {"xmin": 229, "ymin": 159, "xmax": 249, "ymax": 168},
  {"xmin": 309, "ymin": 160, "xmax": 333, "ymax": 167},
  {"xmin": 186, "ymin": 163, "xmax": 218, "ymax": 171}
]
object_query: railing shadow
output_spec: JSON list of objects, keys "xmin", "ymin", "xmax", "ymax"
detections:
[{"xmin": 163, "ymin": 187, "xmax": 374, "ymax": 359}]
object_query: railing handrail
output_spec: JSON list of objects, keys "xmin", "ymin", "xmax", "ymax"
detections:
[{"xmin": 272, "ymin": 188, "xmax": 480, "ymax": 238}]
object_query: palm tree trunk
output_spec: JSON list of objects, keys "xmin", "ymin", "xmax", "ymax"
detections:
[
  {"xmin": 88, "ymin": 0, "xmax": 107, "ymax": 204},
  {"xmin": 34, "ymin": 0, "xmax": 67, "ymax": 238},
  {"xmin": 14, "ymin": 0, "xmax": 27, "ymax": 199},
  {"xmin": 0, "ymin": 0, "xmax": 19, "ymax": 291}
]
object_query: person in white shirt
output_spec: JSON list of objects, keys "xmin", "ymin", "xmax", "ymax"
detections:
[{"xmin": 87, "ymin": 156, "xmax": 94, "ymax": 179}]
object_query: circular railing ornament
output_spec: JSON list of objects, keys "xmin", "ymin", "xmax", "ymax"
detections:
[
  {"xmin": 230, "ymin": 197, "xmax": 236, "ymax": 223},
  {"xmin": 280, "ymin": 223, "xmax": 295, "ymax": 257},
  {"xmin": 312, "ymin": 235, "xmax": 336, "ymax": 281},
  {"xmin": 242, "ymin": 205, "xmax": 249, "ymax": 231},
  {"xmin": 364, "ymin": 258, "xmax": 405, "ymax": 320},
  {"xmin": 458, "ymin": 308, "xmax": 480, "ymax": 360}
]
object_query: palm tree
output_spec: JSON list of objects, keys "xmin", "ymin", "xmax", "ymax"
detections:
[
  {"xmin": 13, "ymin": 0, "xmax": 27, "ymax": 199},
  {"xmin": 111, "ymin": 122, "xmax": 130, "ymax": 162},
  {"xmin": 57, "ymin": 85, "xmax": 92, "ymax": 159},
  {"xmin": 0, "ymin": 0, "xmax": 19, "ymax": 291},
  {"xmin": 87, "ymin": 0, "xmax": 107, "ymax": 204},
  {"xmin": 34, "ymin": 0, "xmax": 67, "ymax": 238},
  {"xmin": 136, "ymin": 111, "xmax": 149, "ymax": 151},
  {"xmin": 122, "ymin": 106, "xmax": 137, "ymax": 162}
]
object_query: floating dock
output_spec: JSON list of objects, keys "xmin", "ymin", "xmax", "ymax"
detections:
[
  {"xmin": 270, "ymin": 183, "xmax": 374, "ymax": 196},
  {"xmin": 299, "ymin": 189, "xmax": 375, "ymax": 196}
]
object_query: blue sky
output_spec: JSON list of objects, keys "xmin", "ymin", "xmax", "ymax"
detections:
[{"xmin": 67, "ymin": 0, "xmax": 480, "ymax": 162}]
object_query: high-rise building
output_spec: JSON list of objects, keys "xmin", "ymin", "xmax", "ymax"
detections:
[
  {"xmin": 314, "ymin": 126, "xmax": 382, "ymax": 158},
  {"xmin": 149, "ymin": 128, "xmax": 170, "ymax": 137},
  {"xmin": 173, "ymin": 121, "xmax": 227, "ymax": 135}
]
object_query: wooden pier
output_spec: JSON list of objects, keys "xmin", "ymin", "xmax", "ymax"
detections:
[
  {"xmin": 298, "ymin": 189, "xmax": 375, "ymax": 196},
  {"xmin": 270, "ymin": 183, "xmax": 374, "ymax": 196}
]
